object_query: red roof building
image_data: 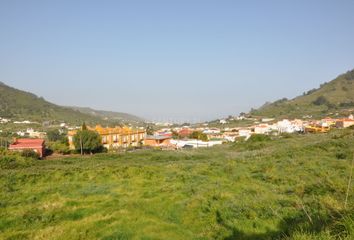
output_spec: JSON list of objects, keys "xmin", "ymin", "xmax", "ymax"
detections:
[
  {"xmin": 144, "ymin": 135, "xmax": 172, "ymax": 147},
  {"xmin": 9, "ymin": 138, "xmax": 46, "ymax": 157},
  {"xmin": 178, "ymin": 128, "xmax": 194, "ymax": 138},
  {"xmin": 336, "ymin": 119, "xmax": 354, "ymax": 128}
]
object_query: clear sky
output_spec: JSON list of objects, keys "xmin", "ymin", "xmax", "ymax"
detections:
[{"xmin": 1, "ymin": 0, "xmax": 354, "ymax": 122}]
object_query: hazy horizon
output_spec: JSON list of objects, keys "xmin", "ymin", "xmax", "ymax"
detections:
[{"xmin": 1, "ymin": 0, "xmax": 354, "ymax": 122}]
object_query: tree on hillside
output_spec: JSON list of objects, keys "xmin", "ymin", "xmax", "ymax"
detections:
[
  {"xmin": 189, "ymin": 131, "xmax": 208, "ymax": 141},
  {"xmin": 73, "ymin": 129, "xmax": 103, "ymax": 154},
  {"xmin": 313, "ymin": 96, "xmax": 329, "ymax": 106}
]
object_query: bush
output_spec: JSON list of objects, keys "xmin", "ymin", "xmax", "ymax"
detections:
[
  {"xmin": 313, "ymin": 96, "xmax": 330, "ymax": 106},
  {"xmin": 335, "ymin": 152, "xmax": 347, "ymax": 160},
  {"xmin": 21, "ymin": 149, "xmax": 40, "ymax": 159},
  {"xmin": 189, "ymin": 131, "xmax": 208, "ymax": 141},
  {"xmin": 0, "ymin": 153, "xmax": 34, "ymax": 169},
  {"xmin": 47, "ymin": 129, "xmax": 67, "ymax": 143},
  {"xmin": 247, "ymin": 134, "xmax": 271, "ymax": 142},
  {"xmin": 48, "ymin": 142, "xmax": 70, "ymax": 155},
  {"xmin": 339, "ymin": 101, "xmax": 354, "ymax": 108}
]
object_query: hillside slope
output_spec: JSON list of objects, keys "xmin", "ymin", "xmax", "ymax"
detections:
[
  {"xmin": 0, "ymin": 82, "xmax": 142, "ymax": 125},
  {"xmin": 251, "ymin": 69, "xmax": 354, "ymax": 118}
]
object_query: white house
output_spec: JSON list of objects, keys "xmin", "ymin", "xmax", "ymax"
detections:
[
  {"xmin": 219, "ymin": 119, "xmax": 227, "ymax": 124},
  {"xmin": 171, "ymin": 139, "xmax": 222, "ymax": 149},
  {"xmin": 0, "ymin": 118, "xmax": 10, "ymax": 123},
  {"xmin": 254, "ymin": 124, "xmax": 271, "ymax": 134},
  {"xmin": 203, "ymin": 128, "xmax": 221, "ymax": 134},
  {"xmin": 277, "ymin": 119, "xmax": 304, "ymax": 133},
  {"xmin": 239, "ymin": 129, "xmax": 252, "ymax": 139}
]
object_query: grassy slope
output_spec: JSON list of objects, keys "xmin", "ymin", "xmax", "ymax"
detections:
[
  {"xmin": 251, "ymin": 69, "xmax": 354, "ymax": 118},
  {"xmin": 1, "ymin": 131, "xmax": 354, "ymax": 239}
]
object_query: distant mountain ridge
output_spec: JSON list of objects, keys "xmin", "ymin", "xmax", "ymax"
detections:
[
  {"xmin": 68, "ymin": 106, "xmax": 145, "ymax": 123},
  {"xmin": 251, "ymin": 69, "xmax": 354, "ymax": 118},
  {"xmin": 0, "ymin": 82, "xmax": 144, "ymax": 125}
]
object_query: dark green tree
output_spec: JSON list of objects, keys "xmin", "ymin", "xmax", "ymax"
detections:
[
  {"xmin": 189, "ymin": 131, "xmax": 208, "ymax": 141},
  {"xmin": 47, "ymin": 129, "xmax": 68, "ymax": 144},
  {"xmin": 81, "ymin": 122, "xmax": 88, "ymax": 130},
  {"xmin": 47, "ymin": 129, "xmax": 61, "ymax": 142},
  {"xmin": 312, "ymin": 96, "xmax": 329, "ymax": 106},
  {"xmin": 73, "ymin": 130, "xmax": 103, "ymax": 154},
  {"xmin": 146, "ymin": 125, "xmax": 154, "ymax": 135}
]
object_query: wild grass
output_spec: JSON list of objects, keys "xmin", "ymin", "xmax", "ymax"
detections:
[{"xmin": 0, "ymin": 129, "xmax": 353, "ymax": 239}]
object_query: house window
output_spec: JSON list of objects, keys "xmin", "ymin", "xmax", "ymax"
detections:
[
  {"xmin": 113, "ymin": 135, "xmax": 118, "ymax": 142},
  {"xmin": 102, "ymin": 136, "xmax": 107, "ymax": 144}
]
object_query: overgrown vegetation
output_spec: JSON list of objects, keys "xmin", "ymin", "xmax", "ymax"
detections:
[
  {"xmin": 0, "ymin": 130, "xmax": 353, "ymax": 239},
  {"xmin": 0, "ymin": 148, "xmax": 36, "ymax": 169},
  {"xmin": 73, "ymin": 128, "xmax": 104, "ymax": 154},
  {"xmin": 189, "ymin": 131, "xmax": 208, "ymax": 141}
]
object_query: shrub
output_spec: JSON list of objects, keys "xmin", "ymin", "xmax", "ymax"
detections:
[
  {"xmin": 339, "ymin": 101, "xmax": 354, "ymax": 108},
  {"xmin": 47, "ymin": 129, "xmax": 66, "ymax": 142},
  {"xmin": 335, "ymin": 151, "xmax": 348, "ymax": 160},
  {"xmin": 48, "ymin": 142, "xmax": 70, "ymax": 154},
  {"xmin": 313, "ymin": 96, "xmax": 330, "ymax": 106},
  {"xmin": 0, "ymin": 153, "xmax": 34, "ymax": 169},
  {"xmin": 247, "ymin": 134, "xmax": 271, "ymax": 142},
  {"xmin": 281, "ymin": 133, "xmax": 294, "ymax": 139},
  {"xmin": 21, "ymin": 149, "xmax": 40, "ymax": 159},
  {"xmin": 189, "ymin": 131, "xmax": 208, "ymax": 141}
]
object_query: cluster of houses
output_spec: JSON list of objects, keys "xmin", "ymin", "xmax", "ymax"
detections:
[
  {"xmin": 2, "ymin": 114, "xmax": 354, "ymax": 158},
  {"xmin": 0, "ymin": 117, "xmax": 37, "ymax": 124},
  {"xmin": 15, "ymin": 128, "xmax": 46, "ymax": 138},
  {"xmin": 144, "ymin": 115, "xmax": 354, "ymax": 148}
]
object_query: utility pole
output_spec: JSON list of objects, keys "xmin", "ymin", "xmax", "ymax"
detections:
[{"xmin": 80, "ymin": 134, "xmax": 83, "ymax": 155}]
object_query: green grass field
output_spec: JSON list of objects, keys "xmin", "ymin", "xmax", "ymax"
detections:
[{"xmin": 1, "ymin": 130, "xmax": 353, "ymax": 240}]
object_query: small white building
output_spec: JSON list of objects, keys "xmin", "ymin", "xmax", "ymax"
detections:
[
  {"xmin": 171, "ymin": 139, "xmax": 222, "ymax": 149},
  {"xmin": 277, "ymin": 119, "xmax": 304, "ymax": 133},
  {"xmin": 239, "ymin": 129, "xmax": 252, "ymax": 139},
  {"xmin": 0, "ymin": 117, "xmax": 10, "ymax": 123},
  {"xmin": 16, "ymin": 131, "xmax": 26, "ymax": 137},
  {"xmin": 254, "ymin": 124, "xmax": 271, "ymax": 134},
  {"xmin": 219, "ymin": 119, "xmax": 227, "ymax": 124},
  {"xmin": 203, "ymin": 128, "xmax": 221, "ymax": 134}
]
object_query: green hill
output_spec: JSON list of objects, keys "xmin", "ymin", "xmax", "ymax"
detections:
[
  {"xmin": 251, "ymin": 69, "xmax": 354, "ymax": 119},
  {"xmin": 0, "ymin": 82, "xmax": 143, "ymax": 125}
]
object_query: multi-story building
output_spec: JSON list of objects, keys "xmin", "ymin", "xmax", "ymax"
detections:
[{"xmin": 68, "ymin": 125, "xmax": 146, "ymax": 150}]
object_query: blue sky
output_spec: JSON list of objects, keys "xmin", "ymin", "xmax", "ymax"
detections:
[{"xmin": 1, "ymin": 0, "xmax": 354, "ymax": 122}]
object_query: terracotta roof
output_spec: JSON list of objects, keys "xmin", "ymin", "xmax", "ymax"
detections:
[
  {"xmin": 9, "ymin": 138, "xmax": 45, "ymax": 149},
  {"xmin": 146, "ymin": 135, "xmax": 171, "ymax": 140}
]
